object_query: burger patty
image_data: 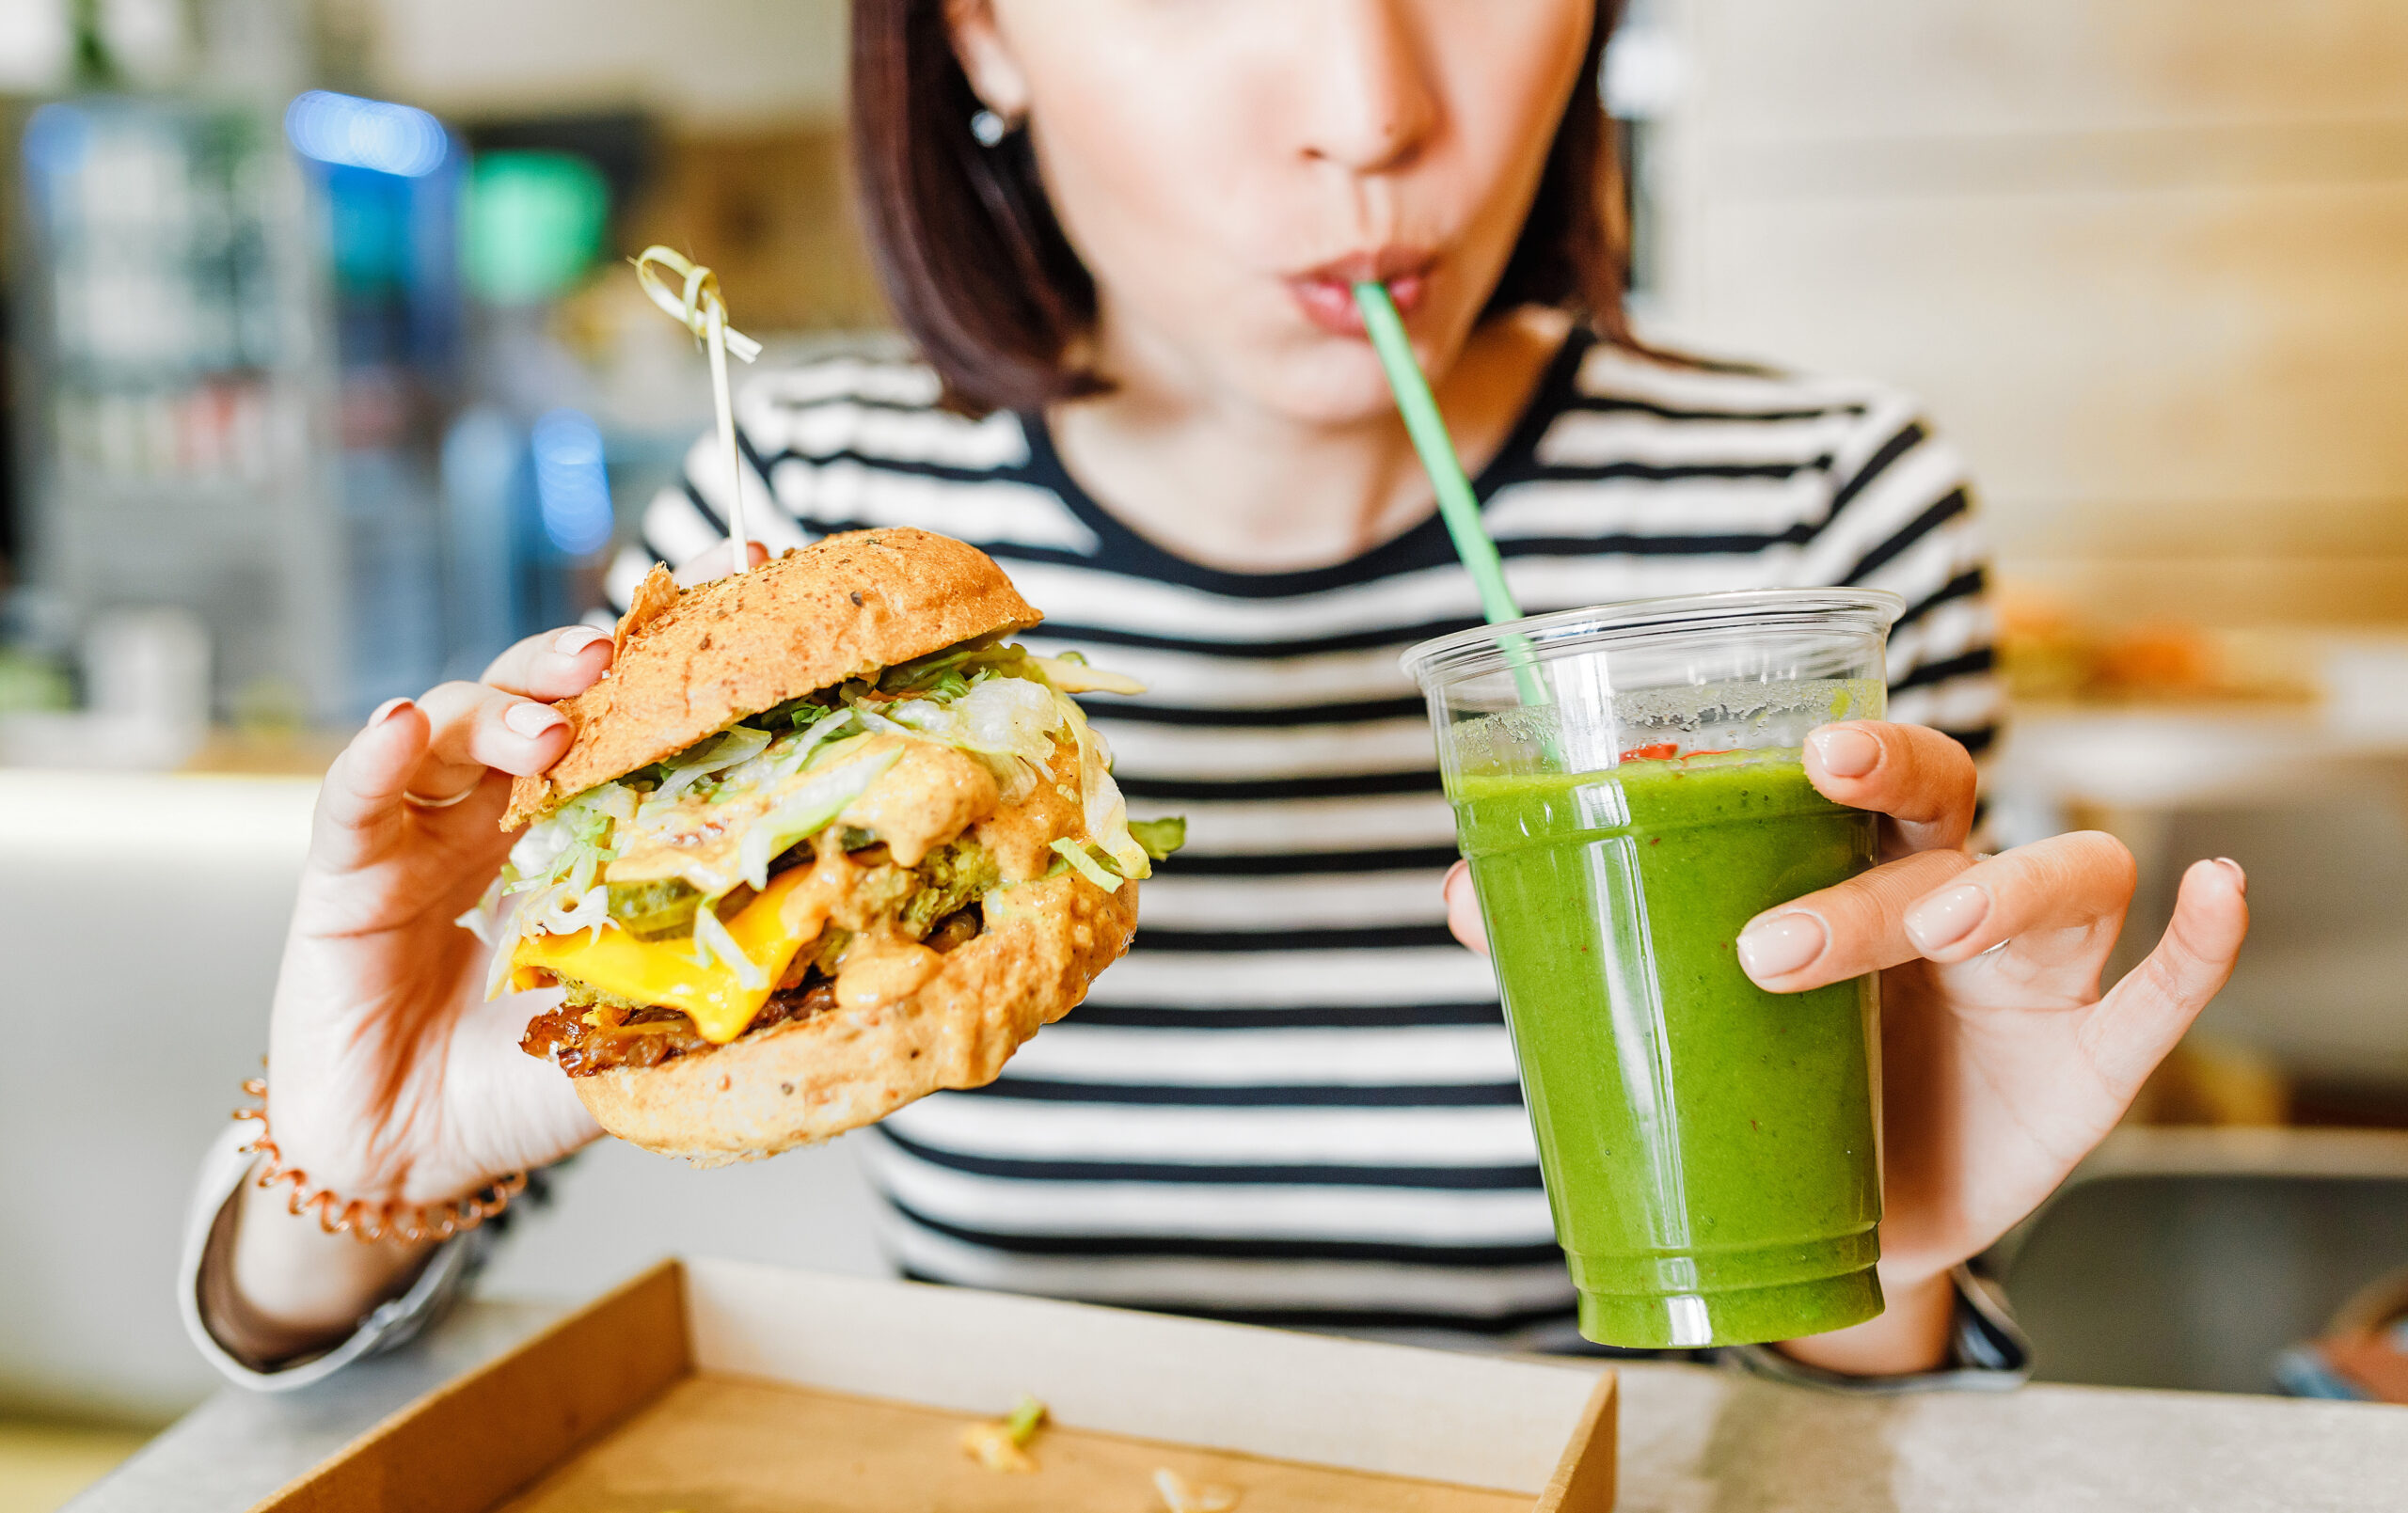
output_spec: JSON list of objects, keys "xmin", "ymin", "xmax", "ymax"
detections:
[{"xmin": 521, "ymin": 979, "xmax": 841, "ymax": 1077}]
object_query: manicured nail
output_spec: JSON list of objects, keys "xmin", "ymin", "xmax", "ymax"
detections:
[
  {"xmin": 371, "ymin": 697, "xmax": 414, "ymax": 726},
  {"xmin": 553, "ymin": 625, "xmax": 610, "ymax": 655},
  {"xmin": 1906, "ymin": 883, "xmax": 1991, "ymax": 954},
  {"xmin": 503, "ymin": 701, "xmax": 566, "ymax": 739},
  {"xmin": 1809, "ymin": 726, "xmax": 1881, "ymax": 779},
  {"xmin": 1736, "ymin": 912, "xmax": 1828, "ymax": 979},
  {"xmin": 2214, "ymin": 857, "xmax": 2248, "ymax": 896}
]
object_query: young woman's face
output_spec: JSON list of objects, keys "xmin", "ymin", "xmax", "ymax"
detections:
[{"xmin": 952, "ymin": 0, "xmax": 1595, "ymax": 424}]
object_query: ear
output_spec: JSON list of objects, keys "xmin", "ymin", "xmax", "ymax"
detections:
[{"xmin": 944, "ymin": 0, "xmax": 1034, "ymax": 118}]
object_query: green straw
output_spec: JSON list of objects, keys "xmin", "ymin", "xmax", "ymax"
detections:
[
  {"xmin": 1354, "ymin": 282, "xmax": 1523, "ymax": 624},
  {"xmin": 1355, "ymin": 282, "xmax": 1546, "ymax": 704}
]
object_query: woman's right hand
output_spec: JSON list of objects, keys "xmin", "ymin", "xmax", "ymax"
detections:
[
  {"xmin": 227, "ymin": 623, "xmax": 623, "ymax": 1335},
  {"xmin": 265, "ymin": 626, "xmax": 625, "ymax": 1197},
  {"xmin": 224, "ymin": 544, "xmax": 764, "ymax": 1346}
]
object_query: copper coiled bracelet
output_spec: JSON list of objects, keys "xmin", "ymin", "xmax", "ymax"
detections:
[{"xmin": 233, "ymin": 1078, "xmax": 528, "ymax": 1245}]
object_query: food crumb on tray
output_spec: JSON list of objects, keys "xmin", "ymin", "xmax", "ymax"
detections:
[
  {"xmin": 960, "ymin": 1394, "xmax": 1049, "ymax": 1473},
  {"xmin": 1154, "ymin": 1467, "xmax": 1242, "ymax": 1511}
]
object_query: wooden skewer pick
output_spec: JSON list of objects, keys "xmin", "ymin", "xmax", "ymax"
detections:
[{"xmin": 633, "ymin": 246, "xmax": 763, "ymax": 573}]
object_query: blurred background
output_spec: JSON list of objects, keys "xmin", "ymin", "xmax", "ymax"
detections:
[{"xmin": 0, "ymin": 0, "xmax": 2403, "ymax": 1504}]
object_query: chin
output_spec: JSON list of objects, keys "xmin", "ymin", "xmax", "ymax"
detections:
[{"xmin": 1244, "ymin": 336, "xmax": 1417, "ymax": 429}]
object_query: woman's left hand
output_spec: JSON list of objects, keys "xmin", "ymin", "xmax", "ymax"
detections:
[{"xmin": 1441, "ymin": 719, "xmax": 2251, "ymax": 1375}]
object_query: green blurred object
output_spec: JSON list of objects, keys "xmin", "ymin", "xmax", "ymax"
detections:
[
  {"xmin": 0, "ymin": 650, "xmax": 72, "ymax": 715},
  {"xmin": 463, "ymin": 151, "xmax": 610, "ymax": 306}
]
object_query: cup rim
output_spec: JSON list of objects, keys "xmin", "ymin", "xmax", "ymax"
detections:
[{"xmin": 1399, "ymin": 588, "xmax": 1907, "ymax": 687}]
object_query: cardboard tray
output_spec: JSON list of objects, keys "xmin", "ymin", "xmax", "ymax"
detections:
[{"xmin": 249, "ymin": 1258, "xmax": 1615, "ymax": 1512}]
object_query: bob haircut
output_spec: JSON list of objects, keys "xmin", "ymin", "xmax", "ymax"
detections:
[{"xmin": 851, "ymin": 0, "xmax": 1634, "ymax": 417}]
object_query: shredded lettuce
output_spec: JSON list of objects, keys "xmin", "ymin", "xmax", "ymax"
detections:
[
  {"xmin": 876, "ymin": 635, "xmax": 1022, "ymax": 695},
  {"xmin": 1050, "ymin": 689, "xmax": 1151, "ymax": 881},
  {"xmin": 780, "ymin": 704, "xmax": 863, "ymax": 772},
  {"xmin": 882, "ymin": 676, "xmax": 1060, "ymax": 762},
  {"xmin": 500, "ymin": 784, "xmax": 629, "ymax": 949},
  {"xmin": 1128, "ymin": 817, "xmax": 1185, "ymax": 861},
  {"xmin": 1030, "ymin": 654, "xmax": 1145, "ymax": 696},
  {"xmin": 1005, "ymin": 1395, "xmax": 1048, "ymax": 1446},
  {"xmin": 1050, "ymin": 838, "xmax": 1124, "ymax": 892},
  {"xmin": 544, "ymin": 883, "xmax": 612, "ymax": 936},
  {"xmin": 453, "ymin": 896, "xmax": 498, "ymax": 948},
  {"xmin": 735, "ymin": 743, "xmax": 902, "ymax": 890},
  {"xmin": 651, "ymin": 725, "xmax": 771, "ymax": 803},
  {"xmin": 477, "ymin": 635, "xmax": 1181, "ymax": 992},
  {"xmin": 690, "ymin": 899, "xmax": 767, "ymax": 989}
]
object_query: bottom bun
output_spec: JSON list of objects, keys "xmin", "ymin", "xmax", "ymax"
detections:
[{"xmin": 571, "ymin": 872, "xmax": 1138, "ymax": 1165}]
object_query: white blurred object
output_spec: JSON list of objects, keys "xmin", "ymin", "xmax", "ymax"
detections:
[
  {"xmin": 103, "ymin": 0, "xmax": 189, "ymax": 85},
  {"xmin": 0, "ymin": 0, "xmax": 70, "ymax": 92},
  {"xmin": 87, "ymin": 607, "xmax": 211, "ymax": 727},
  {"xmin": 2320, "ymin": 636, "xmax": 2408, "ymax": 739},
  {"xmin": 0, "ymin": 607, "xmax": 212, "ymax": 769},
  {"xmin": 1605, "ymin": 21, "xmax": 1687, "ymax": 119}
]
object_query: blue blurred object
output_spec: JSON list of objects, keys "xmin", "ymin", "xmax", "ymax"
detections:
[
  {"xmin": 531, "ymin": 410, "xmax": 613, "ymax": 558},
  {"xmin": 284, "ymin": 99, "xmax": 628, "ymax": 700},
  {"xmin": 287, "ymin": 91, "xmax": 467, "ymax": 718},
  {"xmin": 2272, "ymin": 1341, "xmax": 2376, "ymax": 1400},
  {"xmin": 283, "ymin": 90, "xmax": 448, "ymax": 179},
  {"xmin": 438, "ymin": 405, "xmax": 523, "ymax": 678},
  {"xmin": 438, "ymin": 147, "xmax": 625, "ymax": 663},
  {"xmin": 21, "ymin": 100, "xmax": 92, "ymax": 181},
  {"xmin": 437, "ymin": 401, "xmax": 621, "ymax": 677},
  {"xmin": 2272, "ymin": 1268, "xmax": 2408, "ymax": 1402}
]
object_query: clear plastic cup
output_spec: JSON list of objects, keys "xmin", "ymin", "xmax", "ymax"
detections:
[{"xmin": 1402, "ymin": 589, "xmax": 1904, "ymax": 1348}]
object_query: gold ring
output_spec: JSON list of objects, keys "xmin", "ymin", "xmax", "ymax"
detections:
[{"xmin": 402, "ymin": 784, "xmax": 481, "ymax": 810}]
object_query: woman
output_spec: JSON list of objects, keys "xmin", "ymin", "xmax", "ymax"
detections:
[{"xmin": 186, "ymin": 0, "xmax": 2248, "ymax": 1386}]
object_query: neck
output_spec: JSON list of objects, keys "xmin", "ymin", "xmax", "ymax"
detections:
[{"xmin": 1047, "ymin": 307, "xmax": 1570, "ymax": 575}]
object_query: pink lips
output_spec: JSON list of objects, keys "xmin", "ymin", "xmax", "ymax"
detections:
[{"xmin": 1287, "ymin": 247, "xmax": 1433, "ymax": 337}]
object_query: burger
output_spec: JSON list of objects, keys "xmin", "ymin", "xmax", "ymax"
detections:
[{"xmin": 472, "ymin": 528, "xmax": 1179, "ymax": 1165}]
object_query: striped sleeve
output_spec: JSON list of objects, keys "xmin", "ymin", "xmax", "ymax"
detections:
[{"xmin": 1805, "ymin": 393, "xmax": 2001, "ymax": 760}]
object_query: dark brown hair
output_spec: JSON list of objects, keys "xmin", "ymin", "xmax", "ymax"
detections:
[{"xmin": 850, "ymin": 1, "xmax": 1633, "ymax": 416}]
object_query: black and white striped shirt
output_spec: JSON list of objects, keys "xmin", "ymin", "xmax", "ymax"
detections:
[{"xmin": 612, "ymin": 326, "xmax": 1999, "ymax": 1350}]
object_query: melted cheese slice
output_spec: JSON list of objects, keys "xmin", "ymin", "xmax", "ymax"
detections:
[{"xmin": 510, "ymin": 864, "xmax": 831, "ymax": 1044}]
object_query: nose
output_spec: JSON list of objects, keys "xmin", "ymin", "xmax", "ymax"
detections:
[{"xmin": 1300, "ymin": 0, "xmax": 1439, "ymax": 175}]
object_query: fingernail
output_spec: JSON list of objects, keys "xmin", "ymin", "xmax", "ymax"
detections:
[
  {"xmin": 504, "ymin": 701, "xmax": 566, "ymax": 739},
  {"xmin": 2214, "ymin": 857, "xmax": 2248, "ymax": 896},
  {"xmin": 1906, "ymin": 883, "xmax": 1991, "ymax": 953},
  {"xmin": 1809, "ymin": 726, "xmax": 1881, "ymax": 779},
  {"xmin": 371, "ymin": 697, "xmax": 414, "ymax": 726},
  {"xmin": 553, "ymin": 625, "xmax": 610, "ymax": 656},
  {"xmin": 1736, "ymin": 912, "xmax": 1828, "ymax": 979}
]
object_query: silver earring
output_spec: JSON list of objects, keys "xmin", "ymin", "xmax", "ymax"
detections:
[{"xmin": 970, "ymin": 108, "xmax": 1008, "ymax": 148}]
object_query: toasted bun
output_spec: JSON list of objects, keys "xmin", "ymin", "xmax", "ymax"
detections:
[
  {"xmin": 505, "ymin": 528, "xmax": 1041, "ymax": 828},
  {"xmin": 569, "ymin": 873, "xmax": 1137, "ymax": 1164}
]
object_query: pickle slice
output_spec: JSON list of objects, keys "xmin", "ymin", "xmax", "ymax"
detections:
[
  {"xmin": 606, "ymin": 879, "xmax": 758, "ymax": 940},
  {"xmin": 607, "ymin": 878, "xmax": 702, "ymax": 940}
]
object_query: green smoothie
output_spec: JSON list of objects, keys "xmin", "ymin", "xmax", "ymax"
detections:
[{"xmin": 1454, "ymin": 749, "xmax": 1884, "ymax": 1348}]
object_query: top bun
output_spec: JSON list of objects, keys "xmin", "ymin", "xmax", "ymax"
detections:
[{"xmin": 504, "ymin": 528, "xmax": 1041, "ymax": 828}]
